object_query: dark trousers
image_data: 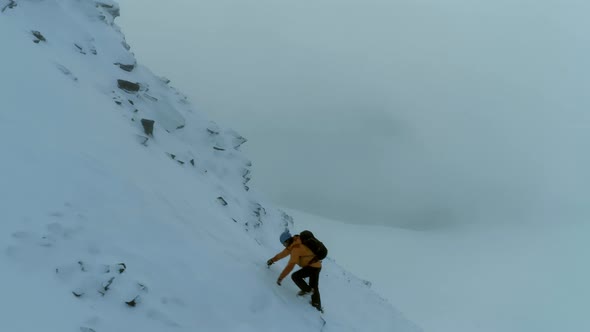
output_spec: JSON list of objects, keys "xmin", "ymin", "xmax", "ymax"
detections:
[{"xmin": 291, "ymin": 266, "xmax": 321, "ymax": 307}]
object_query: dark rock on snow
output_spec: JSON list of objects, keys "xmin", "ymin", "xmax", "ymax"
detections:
[
  {"xmin": 115, "ymin": 62, "xmax": 135, "ymax": 72},
  {"xmin": 117, "ymin": 79, "xmax": 140, "ymax": 92},
  {"xmin": 141, "ymin": 119, "xmax": 155, "ymax": 136},
  {"xmin": 31, "ymin": 30, "xmax": 46, "ymax": 43}
]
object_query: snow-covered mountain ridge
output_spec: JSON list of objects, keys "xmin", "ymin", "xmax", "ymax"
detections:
[{"xmin": 0, "ymin": 1, "xmax": 421, "ymax": 331}]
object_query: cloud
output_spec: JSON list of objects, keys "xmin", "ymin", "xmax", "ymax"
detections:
[{"xmin": 117, "ymin": 0, "xmax": 590, "ymax": 228}]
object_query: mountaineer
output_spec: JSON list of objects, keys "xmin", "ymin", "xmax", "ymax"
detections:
[{"xmin": 267, "ymin": 230, "xmax": 327, "ymax": 312}]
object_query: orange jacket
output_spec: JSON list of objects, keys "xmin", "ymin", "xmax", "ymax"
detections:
[{"xmin": 270, "ymin": 236, "xmax": 322, "ymax": 281}]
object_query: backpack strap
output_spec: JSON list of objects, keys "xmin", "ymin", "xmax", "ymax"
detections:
[{"xmin": 308, "ymin": 256, "xmax": 319, "ymax": 265}]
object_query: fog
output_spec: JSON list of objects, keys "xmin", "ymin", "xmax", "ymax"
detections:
[{"xmin": 116, "ymin": 0, "xmax": 590, "ymax": 229}]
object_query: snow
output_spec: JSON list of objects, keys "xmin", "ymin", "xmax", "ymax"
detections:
[
  {"xmin": 0, "ymin": 1, "xmax": 420, "ymax": 331},
  {"xmin": 290, "ymin": 209, "xmax": 590, "ymax": 332}
]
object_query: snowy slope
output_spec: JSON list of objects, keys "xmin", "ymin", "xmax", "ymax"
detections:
[
  {"xmin": 290, "ymin": 209, "xmax": 590, "ymax": 332},
  {"xmin": 0, "ymin": 1, "xmax": 421, "ymax": 331}
]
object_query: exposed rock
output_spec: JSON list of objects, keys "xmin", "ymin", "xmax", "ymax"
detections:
[
  {"xmin": 95, "ymin": 1, "xmax": 119, "ymax": 18},
  {"xmin": 74, "ymin": 43, "xmax": 86, "ymax": 54},
  {"xmin": 242, "ymin": 168, "xmax": 251, "ymax": 187},
  {"xmin": 125, "ymin": 295, "xmax": 139, "ymax": 307},
  {"xmin": 116, "ymin": 263, "xmax": 126, "ymax": 274},
  {"xmin": 115, "ymin": 62, "xmax": 135, "ymax": 72},
  {"xmin": 227, "ymin": 129, "xmax": 247, "ymax": 149},
  {"xmin": 206, "ymin": 124, "xmax": 220, "ymax": 135},
  {"xmin": 138, "ymin": 283, "xmax": 148, "ymax": 292},
  {"xmin": 160, "ymin": 76, "xmax": 171, "ymax": 84},
  {"xmin": 117, "ymin": 79, "xmax": 140, "ymax": 93},
  {"xmin": 74, "ymin": 42, "xmax": 97, "ymax": 55},
  {"xmin": 233, "ymin": 136, "xmax": 247, "ymax": 149},
  {"xmin": 135, "ymin": 134, "xmax": 149, "ymax": 146},
  {"xmin": 217, "ymin": 197, "xmax": 228, "ymax": 206},
  {"xmin": 94, "ymin": 1, "xmax": 120, "ymax": 25},
  {"xmin": 98, "ymin": 277, "xmax": 115, "ymax": 296},
  {"xmin": 1, "ymin": 0, "xmax": 17, "ymax": 13},
  {"xmin": 31, "ymin": 30, "xmax": 46, "ymax": 43},
  {"xmin": 141, "ymin": 119, "xmax": 155, "ymax": 136}
]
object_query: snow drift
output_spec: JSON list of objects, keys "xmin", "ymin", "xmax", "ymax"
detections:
[{"xmin": 0, "ymin": 1, "xmax": 421, "ymax": 331}]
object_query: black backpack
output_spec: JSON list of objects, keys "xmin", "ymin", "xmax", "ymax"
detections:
[{"xmin": 299, "ymin": 230, "xmax": 328, "ymax": 262}]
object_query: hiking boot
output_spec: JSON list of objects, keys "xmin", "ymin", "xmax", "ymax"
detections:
[
  {"xmin": 311, "ymin": 301, "xmax": 323, "ymax": 313},
  {"xmin": 297, "ymin": 290, "xmax": 311, "ymax": 296}
]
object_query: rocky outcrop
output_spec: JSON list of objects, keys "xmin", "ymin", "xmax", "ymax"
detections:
[
  {"xmin": 115, "ymin": 63, "xmax": 135, "ymax": 72},
  {"xmin": 141, "ymin": 119, "xmax": 155, "ymax": 136},
  {"xmin": 96, "ymin": 1, "xmax": 119, "ymax": 19},
  {"xmin": 117, "ymin": 79, "xmax": 140, "ymax": 93},
  {"xmin": 94, "ymin": 0, "xmax": 120, "ymax": 25}
]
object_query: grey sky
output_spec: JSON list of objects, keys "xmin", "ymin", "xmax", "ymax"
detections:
[{"xmin": 116, "ymin": 0, "xmax": 590, "ymax": 229}]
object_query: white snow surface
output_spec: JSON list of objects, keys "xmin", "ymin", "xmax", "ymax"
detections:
[
  {"xmin": 290, "ymin": 209, "xmax": 590, "ymax": 332},
  {"xmin": 0, "ymin": 1, "xmax": 421, "ymax": 332}
]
